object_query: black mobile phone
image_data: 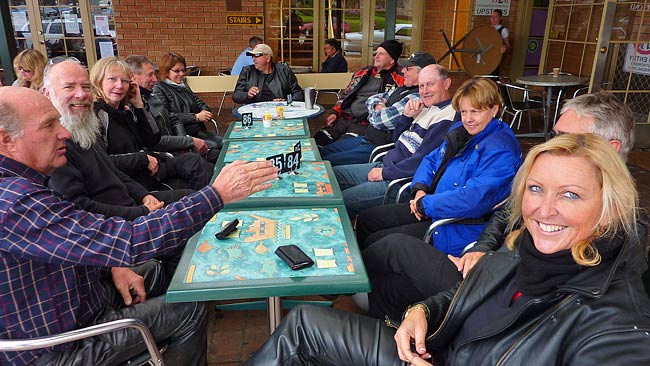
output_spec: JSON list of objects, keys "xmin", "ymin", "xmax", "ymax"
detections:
[
  {"xmin": 275, "ymin": 244, "xmax": 314, "ymax": 270},
  {"xmin": 215, "ymin": 219, "xmax": 239, "ymax": 240}
]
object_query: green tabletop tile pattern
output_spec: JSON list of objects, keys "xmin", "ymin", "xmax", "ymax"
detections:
[
  {"xmin": 224, "ymin": 118, "xmax": 309, "ymax": 140},
  {"xmin": 216, "ymin": 138, "xmax": 320, "ymax": 166},
  {"xmin": 221, "ymin": 161, "xmax": 342, "ymax": 209},
  {"xmin": 166, "ymin": 205, "xmax": 369, "ymax": 302}
]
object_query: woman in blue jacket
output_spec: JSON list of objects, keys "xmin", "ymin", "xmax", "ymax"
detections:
[{"xmin": 356, "ymin": 77, "xmax": 522, "ymax": 321}]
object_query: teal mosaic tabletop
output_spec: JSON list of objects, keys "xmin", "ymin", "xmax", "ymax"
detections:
[
  {"xmin": 224, "ymin": 118, "xmax": 310, "ymax": 140},
  {"xmin": 216, "ymin": 161, "xmax": 342, "ymax": 209},
  {"xmin": 166, "ymin": 205, "xmax": 369, "ymax": 302},
  {"xmin": 216, "ymin": 138, "xmax": 320, "ymax": 166}
]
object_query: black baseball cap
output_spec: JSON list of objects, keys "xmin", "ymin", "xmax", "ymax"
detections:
[{"xmin": 398, "ymin": 52, "xmax": 437, "ymax": 68}]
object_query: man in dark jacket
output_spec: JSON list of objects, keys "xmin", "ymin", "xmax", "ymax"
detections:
[
  {"xmin": 125, "ymin": 55, "xmax": 219, "ymax": 163},
  {"xmin": 314, "ymin": 39, "xmax": 405, "ymax": 146},
  {"xmin": 231, "ymin": 43, "xmax": 304, "ymax": 104},
  {"xmin": 321, "ymin": 38, "xmax": 348, "ymax": 73}
]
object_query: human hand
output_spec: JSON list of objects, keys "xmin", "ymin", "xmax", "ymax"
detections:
[
  {"xmin": 128, "ymin": 79, "xmax": 144, "ymax": 108},
  {"xmin": 500, "ymin": 45, "xmax": 507, "ymax": 54},
  {"xmin": 142, "ymin": 194, "xmax": 164, "ymax": 212},
  {"xmin": 212, "ymin": 160, "xmax": 278, "ymax": 204},
  {"xmin": 196, "ymin": 110, "xmax": 213, "ymax": 122},
  {"xmin": 394, "ymin": 307, "xmax": 432, "ymax": 365},
  {"xmin": 111, "ymin": 267, "xmax": 146, "ymax": 306},
  {"xmin": 373, "ymin": 98, "xmax": 387, "ymax": 111},
  {"xmin": 272, "ymin": 98, "xmax": 285, "ymax": 102},
  {"xmin": 367, "ymin": 167, "xmax": 383, "ymax": 181},
  {"xmin": 409, "ymin": 191, "xmax": 427, "ymax": 221},
  {"xmin": 146, "ymin": 155, "xmax": 159, "ymax": 176},
  {"xmin": 404, "ymin": 99, "xmax": 424, "ymax": 118},
  {"xmin": 191, "ymin": 137, "xmax": 208, "ymax": 155},
  {"xmin": 325, "ymin": 113, "xmax": 337, "ymax": 126},
  {"xmin": 448, "ymin": 252, "xmax": 485, "ymax": 278},
  {"xmin": 247, "ymin": 86, "xmax": 260, "ymax": 99}
]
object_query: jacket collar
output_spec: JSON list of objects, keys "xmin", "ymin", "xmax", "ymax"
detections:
[{"xmin": 0, "ymin": 155, "xmax": 48, "ymax": 184}]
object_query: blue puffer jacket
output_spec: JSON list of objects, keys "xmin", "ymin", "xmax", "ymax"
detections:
[{"xmin": 411, "ymin": 119, "xmax": 522, "ymax": 256}]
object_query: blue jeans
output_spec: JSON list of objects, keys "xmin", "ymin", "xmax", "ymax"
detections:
[
  {"xmin": 334, "ymin": 162, "xmax": 391, "ymax": 218},
  {"xmin": 320, "ymin": 136, "xmax": 377, "ymax": 166}
]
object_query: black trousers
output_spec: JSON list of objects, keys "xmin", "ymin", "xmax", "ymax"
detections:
[
  {"xmin": 357, "ymin": 203, "xmax": 461, "ymax": 321},
  {"xmin": 35, "ymin": 261, "xmax": 207, "ymax": 366},
  {"xmin": 245, "ymin": 305, "xmax": 404, "ymax": 366}
]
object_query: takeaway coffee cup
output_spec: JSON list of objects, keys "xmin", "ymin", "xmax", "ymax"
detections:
[{"xmin": 304, "ymin": 87, "xmax": 316, "ymax": 109}]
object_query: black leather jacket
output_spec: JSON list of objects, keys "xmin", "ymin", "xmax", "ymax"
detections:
[
  {"xmin": 151, "ymin": 80, "xmax": 210, "ymax": 137},
  {"xmin": 141, "ymin": 87, "xmax": 195, "ymax": 153},
  {"xmin": 232, "ymin": 62, "xmax": 303, "ymax": 104},
  {"xmin": 420, "ymin": 229, "xmax": 650, "ymax": 365}
]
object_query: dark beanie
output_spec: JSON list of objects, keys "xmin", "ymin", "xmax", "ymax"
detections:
[{"xmin": 378, "ymin": 40, "xmax": 402, "ymax": 62}]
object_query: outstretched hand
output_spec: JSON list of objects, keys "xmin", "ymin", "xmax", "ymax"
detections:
[{"xmin": 212, "ymin": 160, "xmax": 278, "ymax": 204}]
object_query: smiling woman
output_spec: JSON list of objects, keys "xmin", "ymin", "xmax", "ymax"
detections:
[{"xmin": 244, "ymin": 133, "xmax": 650, "ymax": 366}]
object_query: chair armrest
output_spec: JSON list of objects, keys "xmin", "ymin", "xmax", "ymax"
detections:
[
  {"xmin": 0, "ymin": 318, "xmax": 164, "ymax": 366},
  {"xmin": 383, "ymin": 177, "xmax": 412, "ymax": 206},
  {"xmin": 369, "ymin": 143, "xmax": 395, "ymax": 163}
]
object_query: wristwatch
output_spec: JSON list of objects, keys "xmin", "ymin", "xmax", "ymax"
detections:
[{"xmin": 403, "ymin": 303, "xmax": 430, "ymax": 320}]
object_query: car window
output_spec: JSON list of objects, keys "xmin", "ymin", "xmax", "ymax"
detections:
[{"xmin": 396, "ymin": 27, "xmax": 411, "ymax": 37}]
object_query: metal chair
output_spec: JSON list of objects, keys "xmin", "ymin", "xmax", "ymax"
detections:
[
  {"xmin": 368, "ymin": 142, "xmax": 394, "ymax": 163},
  {"xmin": 423, "ymin": 199, "xmax": 507, "ymax": 249},
  {"xmin": 497, "ymin": 80, "xmax": 545, "ymax": 132},
  {"xmin": 0, "ymin": 318, "xmax": 165, "ymax": 366}
]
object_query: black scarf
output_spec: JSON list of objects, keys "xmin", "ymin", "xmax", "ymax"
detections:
[{"xmin": 515, "ymin": 229, "xmax": 623, "ymax": 296}]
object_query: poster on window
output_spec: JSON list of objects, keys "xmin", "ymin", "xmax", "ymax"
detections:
[
  {"xmin": 475, "ymin": 0, "xmax": 511, "ymax": 16},
  {"xmin": 623, "ymin": 43, "xmax": 650, "ymax": 76}
]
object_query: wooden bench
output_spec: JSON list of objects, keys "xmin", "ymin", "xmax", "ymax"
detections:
[{"xmin": 185, "ymin": 72, "xmax": 353, "ymax": 114}]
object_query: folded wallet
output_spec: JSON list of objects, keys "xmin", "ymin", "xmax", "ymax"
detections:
[{"xmin": 275, "ymin": 244, "xmax": 314, "ymax": 270}]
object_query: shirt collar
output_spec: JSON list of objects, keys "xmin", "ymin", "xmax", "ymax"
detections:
[{"xmin": 0, "ymin": 154, "xmax": 48, "ymax": 186}]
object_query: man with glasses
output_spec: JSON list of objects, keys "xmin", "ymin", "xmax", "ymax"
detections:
[
  {"xmin": 232, "ymin": 43, "xmax": 304, "ymax": 104},
  {"xmin": 0, "ymin": 85, "xmax": 278, "ymax": 365},
  {"xmin": 125, "ymin": 55, "xmax": 219, "ymax": 163}
]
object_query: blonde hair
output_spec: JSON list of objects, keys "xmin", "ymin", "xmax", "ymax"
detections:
[
  {"xmin": 506, "ymin": 133, "xmax": 638, "ymax": 266},
  {"xmin": 89, "ymin": 57, "xmax": 133, "ymax": 108},
  {"xmin": 13, "ymin": 49, "xmax": 47, "ymax": 90},
  {"xmin": 451, "ymin": 77, "xmax": 502, "ymax": 114}
]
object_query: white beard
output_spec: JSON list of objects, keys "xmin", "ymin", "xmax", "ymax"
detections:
[{"xmin": 50, "ymin": 93, "xmax": 100, "ymax": 151}]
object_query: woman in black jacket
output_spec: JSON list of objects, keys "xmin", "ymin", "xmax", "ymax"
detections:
[
  {"xmin": 244, "ymin": 133, "xmax": 650, "ymax": 366},
  {"xmin": 151, "ymin": 51, "xmax": 222, "ymax": 147}
]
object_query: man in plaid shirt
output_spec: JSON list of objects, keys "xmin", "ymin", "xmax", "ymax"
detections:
[{"xmin": 0, "ymin": 87, "xmax": 277, "ymax": 366}]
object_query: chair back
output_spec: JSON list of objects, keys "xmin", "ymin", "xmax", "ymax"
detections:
[{"xmin": 185, "ymin": 75, "xmax": 238, "ymax": 93}]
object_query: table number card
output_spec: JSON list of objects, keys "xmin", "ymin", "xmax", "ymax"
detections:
[
  {"xmin": 241, "ymin": 112, "xmax": 253, "ymax": 128},
  {"xmin": 266, "ymin": 150, "xmax": 302, "ymax": 174}
]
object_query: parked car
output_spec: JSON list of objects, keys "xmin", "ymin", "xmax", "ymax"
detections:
[{"xmin": 343, "ymin": 23, "xmax": 412, "ymax": 54}]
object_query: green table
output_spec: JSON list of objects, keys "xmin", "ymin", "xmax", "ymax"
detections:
[
  {"xmin": 223, "ymin": 118, "xmax": 310, "ymax": 140},
  {"xmin": 215, "ymin": 138, "xmax": 321, "ymax": 167},
  {"xmin": 166, "ymin": 205, "xmax": 369, "ymax": 331},
  {"xmin": 216, "ymin": 161, "xmax": 343, "ymax": 209}
]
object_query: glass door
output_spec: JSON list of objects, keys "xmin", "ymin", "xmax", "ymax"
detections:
[{"xmin": 9, "ymin": 0, "xmax": 117, "ymax": 66}]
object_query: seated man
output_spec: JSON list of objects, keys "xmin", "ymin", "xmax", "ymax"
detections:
[
  {"xmin": 0, "ymin": 86, "xmax": 278, "ymax": 365},
  {"xmin": 231, "ymin": 43, "xmax": 303, "ymax": 104},
  {"xmin": 125, "ymin": 55, "xmax": 220, "ymax": 163},
  {"xmin": 320, "ymin": 52, "xmax": 435, "ymax": 166},
  {"xmin": 334, "ymin": 64, "xmax": 456, "ymax": 218},
  {"xmin": 321, "ymin": 38, "xmax": 348, "ymax": 73},
  {"xmin": 314, "ymin": 40, "xmax": 405, "ymax": 146}
]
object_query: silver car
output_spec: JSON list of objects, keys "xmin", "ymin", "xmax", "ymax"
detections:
[{"xmin": 343, "ymin": 23, "xmax": 412, "ymax": 54}]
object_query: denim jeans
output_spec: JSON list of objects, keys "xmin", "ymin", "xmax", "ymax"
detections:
[
  {"xmin": 320, "ymin": 136, "xmax": 377, "ymax": 166},
  {"xmin": 333, "ymin": 162, "xmax": 394, "ymax": 218}
]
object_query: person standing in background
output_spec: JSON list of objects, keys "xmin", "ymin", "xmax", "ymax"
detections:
[
  {"xmin": 321, "ymin": 38, "xmax": 348, "ymax": 73},
  {"xmin": 490, "ymin": 9, "xmax": 511, "ymax": 76},
  {"xmin": 232, "ymin": 36, "xmax": 263, "ymax": 76}
]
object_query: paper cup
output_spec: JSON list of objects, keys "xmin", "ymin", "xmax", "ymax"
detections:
[{"xmin": 263, "ymin": 118, "xmax": 272, "ymax": 128}]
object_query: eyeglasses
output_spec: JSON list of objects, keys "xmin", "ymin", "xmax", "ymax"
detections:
[
  {"xmin": 47, "ymin": 55, "xmax": 81, "ymax": 66},
  {"xmin": 169, "ymin": 68, "xmax": 186, "ymax": 73}
]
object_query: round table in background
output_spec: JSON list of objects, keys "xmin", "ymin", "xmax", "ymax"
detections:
[{"xmin": 234, "ymin": 101, "xmax": 324, "ymax": 120}]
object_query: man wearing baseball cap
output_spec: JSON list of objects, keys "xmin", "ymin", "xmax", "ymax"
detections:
[
  {"xmin": 314, "ymin": 40, "xmax": 406, "ymax": 146},
  {"xmin": 321, "ymin": 51, "xmax": 437, "ymax": 166},
  {"xmin": 232, "ymin": 43, "xmax": 303, "ymax": 104}
]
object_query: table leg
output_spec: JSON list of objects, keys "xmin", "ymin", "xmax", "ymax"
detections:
[
  {"xmin": 544, "ymin": 86, "xmax": 553, "ymax": 140},
  {"xmin": 267, "ymin": 296, "xmax": 282, "ymax": 333}
]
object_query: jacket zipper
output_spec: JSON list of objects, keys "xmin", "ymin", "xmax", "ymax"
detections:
[{"xmin": 495, "ymin": 294, "xmax": 574, "ymax": 366}]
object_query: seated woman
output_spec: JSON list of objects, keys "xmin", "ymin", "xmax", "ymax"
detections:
[
  {"xmin": 151, "ymin": 51, "xmax": 222, "ymax": 148},
  {"xmin": 245, "ymin": 133, "xmax": 650, "ymax": 366},
  {"xmin": 90, "ymin": 57, "xmax": 213, "ymax": 191},
  {"xmin": 357, "ymin": 77, "xmax": 522, "ymax": 320},
  {"xmin": 12, "ymin": 48, "xmax": 47, "ymax": 90}
]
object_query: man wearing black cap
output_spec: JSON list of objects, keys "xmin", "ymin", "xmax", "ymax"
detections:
[
  {"xmin": 321, "ymin": 51, "xmax": 437, "ymax": 166},
  {"xmin": 314, "ymin": 39, "xmax": 405, "ymax": 146},
  {"xmin": 232, "ymin": 43, "xmax": 304, "ymax": 104}
]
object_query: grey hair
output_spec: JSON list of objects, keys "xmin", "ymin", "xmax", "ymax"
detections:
[
  {"xmin": 42, "ymin": 59, "xmax": 87, "ymax": 91},
  {"xmin": 561, "ymin": 91, "xmax": 635, "ymax": 160},
  {"xmin": 0, "ymin": 98, "xmax": 24, "ymax": 137}
]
